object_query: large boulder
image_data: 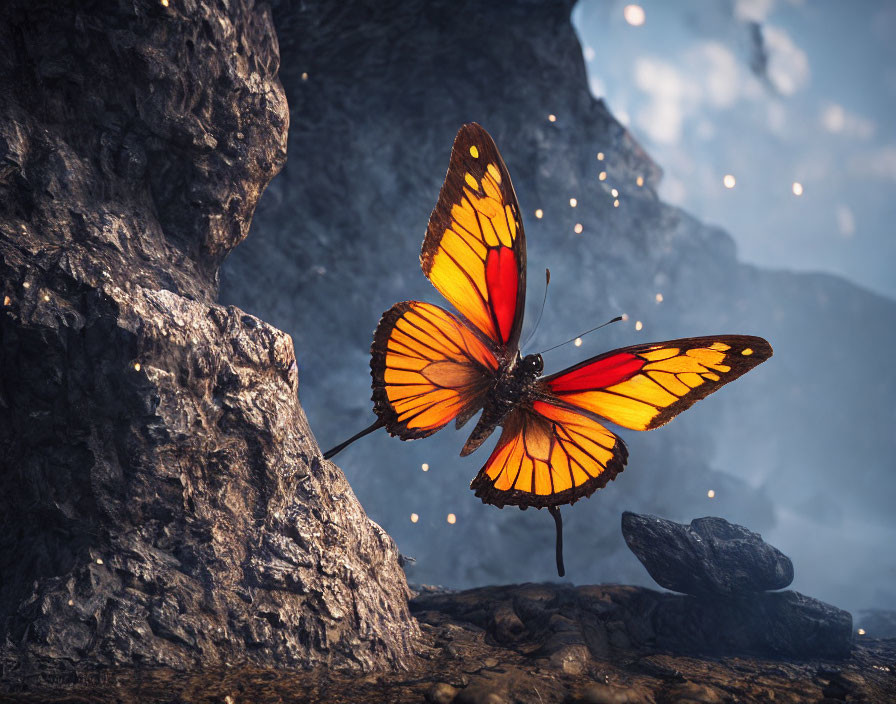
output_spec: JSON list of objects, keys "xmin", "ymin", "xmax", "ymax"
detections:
[{"xmin": 621, "ymin": 511, "xmax": 793, "ymax": 596}]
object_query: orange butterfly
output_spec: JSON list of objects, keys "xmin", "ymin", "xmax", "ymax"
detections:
[{"xmin": 324, "ymin": 123, "xmax": 772, "ymax": 575}]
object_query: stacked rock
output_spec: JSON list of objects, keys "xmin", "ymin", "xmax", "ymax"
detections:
[{"xmin": 621, "ymin": 512, "xmax": 854, "ymax": 658}]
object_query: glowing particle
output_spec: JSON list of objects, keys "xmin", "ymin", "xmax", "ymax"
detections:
[
  {"xmin": 723, "ymin": 174, "xmax": 736, "ymax": 189},
  {"xmin": 636, "ymin": 176, "xmax": 644, "ymax": 187},
  {"xmin": 469, "ymin": 145, "xmax": 479, "ymax": 159},
  {"xmin": 597, "ymin": 152, "xmax": 605, "ymax": 161},
  {"xmin": 574, "ymin": 223, "xmax": 583, "ymax": 234},
  {"xmin": 611, "ymin": 188, "xmax": 619, "ymax": 197},
  {"xmin": 421, "ymin": 463, "xmax": 429, "ymax": 472},
  {"xmin": 68, "ymin": 599, "xmax": 74, "ymax": 606},
  {"xmin": 613, "ymin": 199, "xmax": 620, "ymax": 208},
  {"xmin": 548, "ymin": 114, "xmax": 557, "ymax": 123},
  {"xmin": 569, "ymin": 198, "xmax": 577, "ymax": 208},
  {"xmin": 707, "ymin": 489, "xmax": 715, "ymax": 498},
  {"xmin": 792, "ymin": 181, "xmax": 803, "ymax": 196},
  {"xmin": 534, "ymin": 208, "xmax": 544, "ymax": 219},
  {"xmin": 621, "ymin": 313, "xmax": 629, "ymax": 321},
  {"xmin": 410, "ymin": 513, "xmax": 419, "ymax": 523},
  {"xmin": 3, "ymin": 296, "xmax": 9, "ymax": 305},
  {"xmin": 655, "ymin": 293, "xmax": 663, "ymax": 303},
  {"xmin": 43, "ymin": 293, "xmax": 50, "ymax": 302},
  {"xmin": 22, "ymin": 281, "xmax": 30, "ymax": 289},
  {"xmin": 858, "ymin": 628, "xmax": 866, "ymax": 635},
  {"xmin": 446, "ymin": 513, "xmax": 457, "ymax": 524},
  {"xmin": 301, "ymin": 72, "xmax": 308, "ymax": 80},
  {"xmin": 96, "ymin": 558, "xmax": 103, "ymax": 565},
  {"xmin": 635, "ymin": 320, "xmax": 643, "ymax": 331},
  {"xmin": 160, "ymin": 0, "xmax": 169, "ymax": 6},
  {"xmin": 134, "ymin": 362, "xmax": 141, "ymax": 372},
  {"xmin": 624, "ymin": 4, "xmax": 646, "ymax": 26},
  {"xmin": 574, "ymin": 337, "xmax": 583, "ymax": 347},
  {"xmin": 599, "ymin": 171, "xmax": 607, "ymax": 181},
  {"xmin": 741, "ymin": 348, "xmax": 753, "ymax": 356}
]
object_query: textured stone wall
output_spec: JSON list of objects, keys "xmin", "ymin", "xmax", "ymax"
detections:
[{"xmin": 0, "ymin": 0, "xmax": 420, "ymax": 671}]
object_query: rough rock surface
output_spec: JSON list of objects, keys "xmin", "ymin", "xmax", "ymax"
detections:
[
  {"xmin": 0, "ymin": 0, "xmax": 420, "ymax": 672},
  {"xmin": 3, "ymin": 584, "xmax": 893, "ymax": 703},
  {"xmin": 621, "ymin": 512, "xmax": 794, "ymax": 596}
]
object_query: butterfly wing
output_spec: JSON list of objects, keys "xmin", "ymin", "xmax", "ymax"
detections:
[
  {"xmin": 540, "ymin": 335, "xmax": 773, "ymax": 431},
  {"xmin": 421, "ymin": 123, "xmax": 526, "ymax": 358},
  {"xmin": 371, "ymin": 301, "xmax": 499, "ymax": 439},
  {"xmin": 470, "ymin": 400, "xmax": 628, "ymax": 508},
  {"xmin": 470, "ymin": 335, "xmax": 772, "ymax": 508}
]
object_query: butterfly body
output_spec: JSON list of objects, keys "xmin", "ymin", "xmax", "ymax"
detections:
[{"xmin": 460, "ymin": 352, "xmax": 544, "ymax": 457}]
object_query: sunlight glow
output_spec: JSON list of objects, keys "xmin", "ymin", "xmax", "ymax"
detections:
[
  {"xmin": 723, "ymin": 174, "xmax": 736, "ymax": 189},
  {"xmin": 792, "ymin": 181, "xmax": 804, "ymax": 196},
  {"xmin": 624, "ymin": 4, "xmax": 646, "ymax": 27}
]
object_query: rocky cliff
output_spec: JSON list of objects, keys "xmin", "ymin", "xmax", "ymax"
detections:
[{"xmin": 0, "ymin": 0, "xmax": 420, "ymax": 672}]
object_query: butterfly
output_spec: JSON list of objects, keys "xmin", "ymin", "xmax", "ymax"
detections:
[{"xmin": 324, "ymin": 123, "xmax": 772, "ymax": 576}]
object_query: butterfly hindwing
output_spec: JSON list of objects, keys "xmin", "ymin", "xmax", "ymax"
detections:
[
  {"xmin": 371, "ymin": 301, "xmax": 499, "ymax": 439},
  {"xmin": 421, "ymin": 123, "xmax": 526, "ymax": 357},
  {"xmin": 470, "ymin": 401, "xmax": 628, "ymax": 508},
  {"xmin": 540, "ymin": 335, "xmax": 773, "ymax": 431}
]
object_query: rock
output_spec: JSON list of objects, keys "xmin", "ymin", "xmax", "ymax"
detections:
[
  {"xmin": 621, "ymin": 512, "xmax": 794, "ymax": 596},
  {"xmin": 426, "ymin": 682, "xmax": 459, "ymax": 704},
  {"xmin": 653, "ymin": 590, "xmax": 854, "ymax": 659},
  {"xmin": 573, "ymin": 683, "xmax": 652, "ymax": 704},
  {"xmin": 0, "ymin": 0, "xmax": 420, "ymax": 673}
]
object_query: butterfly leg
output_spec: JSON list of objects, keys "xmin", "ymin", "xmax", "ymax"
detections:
[{"xmin": 548, "ymin": 505, "xmax": 565, "ymax": 577}]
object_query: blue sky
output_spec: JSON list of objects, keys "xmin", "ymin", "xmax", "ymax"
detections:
[{"xmin": 573, "ymin": 0, "xmax": 896, "ymax": 300}]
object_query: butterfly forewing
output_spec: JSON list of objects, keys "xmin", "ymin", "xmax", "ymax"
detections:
[
  {"xmin": 421, "ymin": 123, "xmax": 527, "ymax": 359},
  {"xmin": 371, "ymin": 301, "xmax": 498, "ymax": 439},
  {"xmin": 539, "ymin": 335, "xmax": 773, "ymax": 431}
]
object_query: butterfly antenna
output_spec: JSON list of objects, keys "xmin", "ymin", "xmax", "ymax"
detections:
[
  {"xmin": 521, "ymin": 268, "xmax": 551, "ymax": 350},
  {"xmin": 538, "ymin": 315, "xmax": 624, "ymax": 355},
  {"xmin": 549, "ymin": 505, "xmax": 565, "ymax": 577},
  {"xmin": 323, "ymin": 418, "xmax": 385, "ymax": 460}
]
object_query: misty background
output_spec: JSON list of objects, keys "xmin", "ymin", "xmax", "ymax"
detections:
[{"xmin": 221, "ymin": 0, "xmax": 896, "ymax": 618}]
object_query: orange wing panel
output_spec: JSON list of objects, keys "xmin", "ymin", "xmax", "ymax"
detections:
[
  {"xmin": 421, "ymin": 123, "xmax": 526, "ymax": 355},
  {"xmin": 470, "ymin": 400, "xmax": 628, "ymax": 508},
  {"xmin": 371, "ymin": 301, "xmax": 498, "ymax": 440},
  {"xmin": 542, "ymin": 336, "xmax": 773, "ymax": 431}
]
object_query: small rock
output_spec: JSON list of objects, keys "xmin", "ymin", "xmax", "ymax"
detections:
[
  {"xmin": 426, "ymin": 682, "xmax": 459, "ymax": 704},
  {"xmin": 663, "ymin": 682, "xmax": 723, "ymax": 703},
  {"xmin": 453, "ymin": 683, "xmax": 506, "ymax": 704},
  {"xmin": 621, "ymin": 512, "xmax": 793, "ymax": 596},
  {"xmin": 574, "ymin": 682, "xmax": 651, "ymax": 704}
]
